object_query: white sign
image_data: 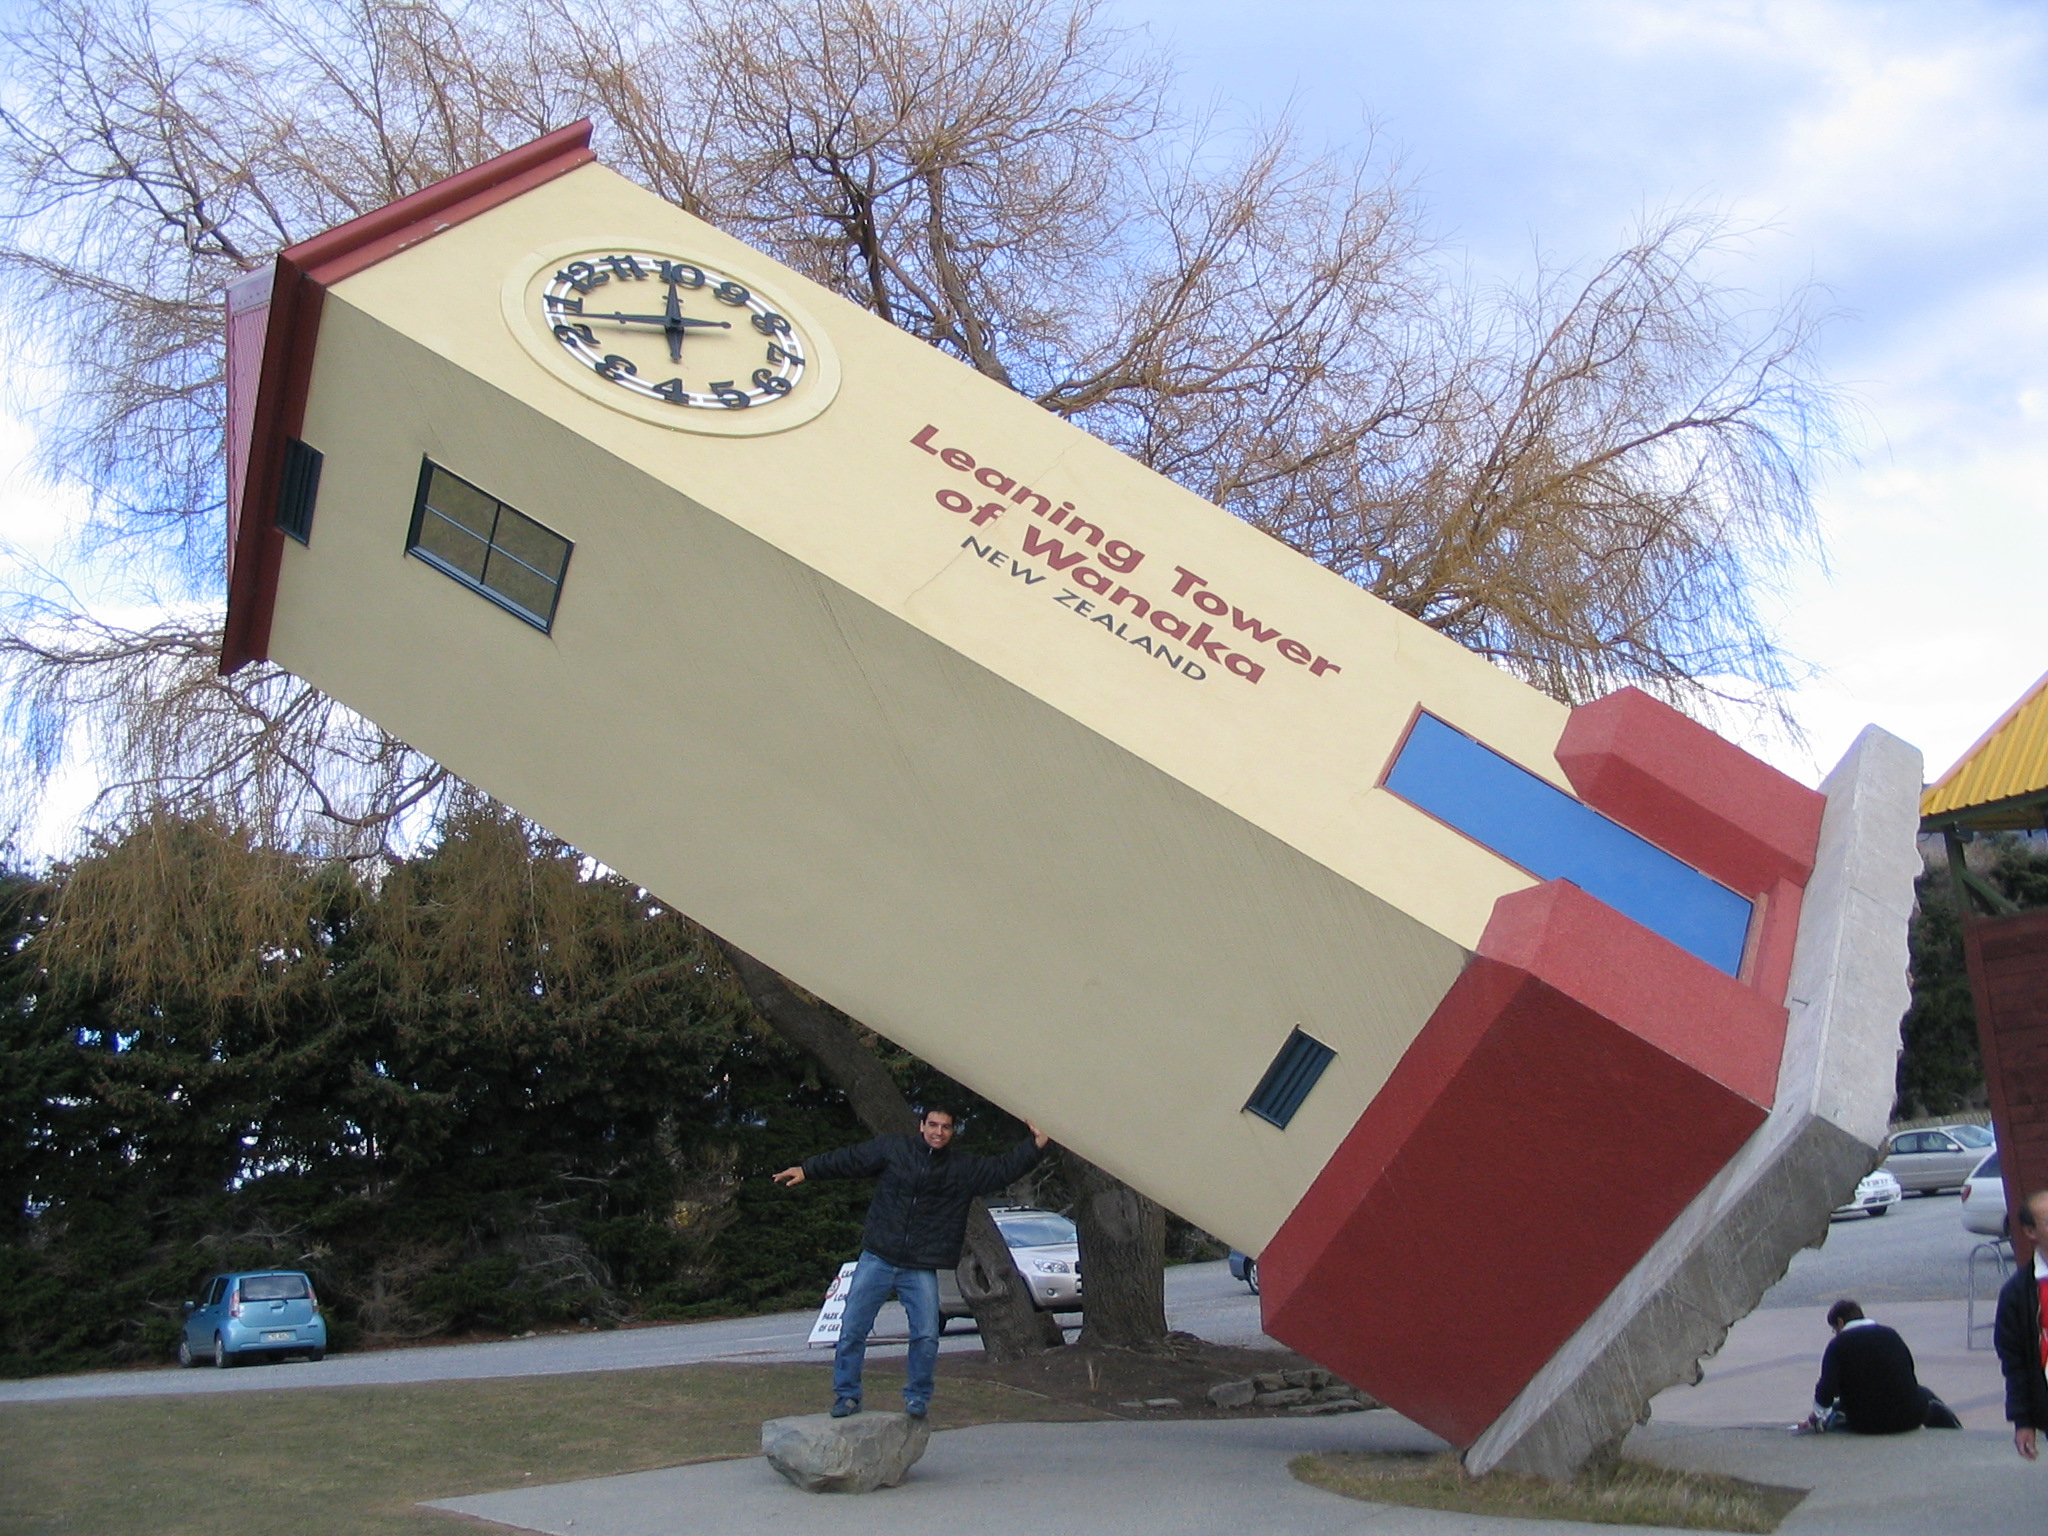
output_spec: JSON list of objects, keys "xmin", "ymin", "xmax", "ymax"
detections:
[
  {"xmin": 806, "ymin": 1260, "xmax": 916, "ymax": 1347},
  {"xmin": 806, "ymin": 1261, "xmax": 860, "ymax": 1346}
]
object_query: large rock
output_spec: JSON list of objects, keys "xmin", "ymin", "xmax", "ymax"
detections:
[
  {"xmin": 761, "ymin": 1411, "xmax": 932, "ymax": 1494},
  {"xmin": 1207, "ymin": 1379, "xmax": 1257, "ymax": 1409}
]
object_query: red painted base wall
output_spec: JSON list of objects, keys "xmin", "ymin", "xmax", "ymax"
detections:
[
  {"xmin": 1259, "ymin": 881, "xmax": 1785, "ymax": 1446},
  {"xmin": 1967, "ymin": 909, "xmax": 2048, "ymax": 1257},
  {"xmin": 1260, "ymin": 689, "xmax": 1823, "ymax": 1451}
]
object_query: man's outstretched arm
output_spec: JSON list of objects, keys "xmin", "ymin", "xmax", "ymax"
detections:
[
  {"xmin": 774, "ymin": 1135, "xmax": 892, "ymax": 1187},
  {"xmin": 967, "ymin": 1122, "xmax": 1052, "ymax": 1195}
]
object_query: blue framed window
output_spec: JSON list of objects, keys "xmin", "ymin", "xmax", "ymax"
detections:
[
  {"xmin": 406, "ymin": 460, "xmax": 571, "ymax": 632},
  {"xmin": 1383, "ymin": 712, "xmax": 1753, "ymax": 975}
]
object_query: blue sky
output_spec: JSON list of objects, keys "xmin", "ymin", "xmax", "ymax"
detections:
[
  {"xmin": 4, "ymin": 0, "xmax": 2043, "ymax": 814},
  {"xmin": 1110, "ymin": 0, "xmax": 2048, "ymax": 786}
]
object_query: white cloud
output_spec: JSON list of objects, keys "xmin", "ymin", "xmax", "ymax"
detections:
[{"xmin": 0, "ymin": 409, "xmax": 88, "ymax": 571}]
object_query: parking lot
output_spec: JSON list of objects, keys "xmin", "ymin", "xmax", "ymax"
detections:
[{"xmin": 1761, "ymin": 1185, "xmax": 2009, "ymax": 1309}]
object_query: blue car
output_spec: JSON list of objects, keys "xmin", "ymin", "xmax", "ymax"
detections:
[
  {"xmin": 1228, "ymin": 1250, "xmax": 1259, "ymax": 1294},
  {"xmin": 179, "ymin": 1270, "xmax": 328, "ymax": 1367}
]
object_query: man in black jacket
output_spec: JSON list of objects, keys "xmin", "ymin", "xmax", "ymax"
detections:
[
  {"xmin": 1806, "ymin": 1298, "xmax": 1959, "ymax": 1433},
  {"xmin": 1995, "ymin": 1188, "xmax": 2048, "ymax": 1460},
  {"xmin": 774, "ymin": 1107, "xmax": 1047, "ymax": 1419}
]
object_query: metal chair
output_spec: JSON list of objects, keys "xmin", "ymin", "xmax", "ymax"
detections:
[{"xmin": 1969, "ymin": 1237, "xmax": 2014, "ymax": 1350}]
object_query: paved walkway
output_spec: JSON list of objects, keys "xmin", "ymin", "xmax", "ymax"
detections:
[
  {"xmin": 428, "ymin": 1298, "xmax": 2022, "ymax": 1535},
  {"xmin": 432, "ymin": 1412, "xmax": 2041, "ymax": 1535}
]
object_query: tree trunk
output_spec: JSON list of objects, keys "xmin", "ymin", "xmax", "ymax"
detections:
[
  {"xmin": 710, "ymin": 937, "xmax": 1063, "ymax": 1360},
  {"xmin": 1062, "ymin": 1146, "xmax": 1169, "ymax": 1349}
]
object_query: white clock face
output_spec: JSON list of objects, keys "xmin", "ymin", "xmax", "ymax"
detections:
[
  {"xmin": 540, "ymin": 251, "xmax": 810, "ymax": 410},
  {"xmin": 507, "ymin": 242, "xmax": 839, "ymax": 436}
]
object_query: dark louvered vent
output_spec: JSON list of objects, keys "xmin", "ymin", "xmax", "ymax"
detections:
[
  {"xmin": 275, "ymin": 438, "xmax": 324, "ymax": 544},
  {"xmin": 1244, "ymin": 1030, "xmax": 1336, "ymax": 1129}
]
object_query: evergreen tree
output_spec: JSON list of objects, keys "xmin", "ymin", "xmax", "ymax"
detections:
[{"xmin": 1895, "ymin": 836, "xmax": 2048, "ymax": 1120}]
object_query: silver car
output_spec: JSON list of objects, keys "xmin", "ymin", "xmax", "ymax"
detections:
[
  {"xmin": 1882, "ymin": 1124, "xmax": 1995, "ymax": 1195},
  {"xmin": 938, "ymin": 1207, "xmax": 1081, "ymax": 1321}
]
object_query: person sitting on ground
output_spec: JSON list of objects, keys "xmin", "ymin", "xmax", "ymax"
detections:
[
  {"xmin": 1994, "ymin": 1187, "xmax": 2048, "ymax": 1461},
  {"xmin": 1804, "ymin": 1298, "xmax": 1960, "ymax": 1434},
  {"xmin": 774, "ymin": 1105, "xmax": 1047, "ymax": 1421}
]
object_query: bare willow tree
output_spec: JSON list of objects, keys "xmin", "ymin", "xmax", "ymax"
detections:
[
  {"xmin": 0, "ymin": 0, "xmax": 1833, "ymax": 835},
  {"xmin": 0, "ymin": 0, "xmax": 1834, "ymax": 1352}
]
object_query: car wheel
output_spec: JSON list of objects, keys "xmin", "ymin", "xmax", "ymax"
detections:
[
  {"xmin": 305, "ymin": 1350, "xmax": 325, "ymax": 1363},
  {"xmin": 177, "ymin": 1338, "xmax": 195, "ymax": 1368},
  {"xmin": 1869, "ymin": 1204, "xmax": 1890, "ymax": 1217},
  {"xmin": 1245, "ymin": 1258, "xmax": 1259, "ymax": 1295},
  {"xmin": 212, "ymin": 1334, "xmax": 234, "ymax": 1369}
]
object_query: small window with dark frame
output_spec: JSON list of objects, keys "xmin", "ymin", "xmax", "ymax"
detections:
[
  {"xmin": 1244, "ymin": 1029, "xmax": 1337, "ymax": 1129},
  {"xmin": 406, "ymin": 461, "xmax": 571, "ymax": 632},
  {"xmin": 275, "ymin": 438, "xmax": 322, "ymax": 544}
]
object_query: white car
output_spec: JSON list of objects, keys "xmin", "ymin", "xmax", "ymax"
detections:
[
  {"xmin": 1831, "ymin": 1168, "xmax": 1901, "ymax": 1219},
  {"xmin": 937, "ymin": 1207, "xmax": 1082, "ymax": 1321},
  {"xmin": 1961, "ymin": 1149, "xmax": 2008, "ymax": 1238}
]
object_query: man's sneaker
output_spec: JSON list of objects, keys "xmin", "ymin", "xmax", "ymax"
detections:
[
  {"xmin": 830, "ymin": 1398, "xmax": 860, "ymax": 1418},
  {"xmin": 905, "ymin": 1402, "xmax": 927, "ymax": 1420}
]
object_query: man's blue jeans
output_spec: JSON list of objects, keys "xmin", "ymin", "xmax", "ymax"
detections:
[{"xmin": 833, "ymin": 1251, "xmax": 940, "ymax": 1411}]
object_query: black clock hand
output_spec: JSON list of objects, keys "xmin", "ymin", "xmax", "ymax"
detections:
[
  {"xmin": 588, "ymin": 311, "xmax": 731, "ymax": 330},
  {"xmin": 589, "ymin": 304, "xmax": 730, "ymax": 367},
  {"xmin": 663, "ymin": 279, "xmax": 684, "ymax": 362}
]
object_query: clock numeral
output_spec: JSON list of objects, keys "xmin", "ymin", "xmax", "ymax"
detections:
[
  {"xmin": 553, "ymin": 322, "xmax": 599, "ymax": 348},
  {"xmin": 766, "ymin": 343, "xmax": 804, "ymax": 367},
  {"xmin": 658, "ymin": 260, "xmax": 706, "ymax": 289},
  {"xmin": 713, "ymin": 280, "xmax": 750, "ymax": 308},
  {"xmin": 544, "ymin": 294, "xmax": 584, "ymax": 314},
  {"xmin": 596, "ymin": 353, "xmax": 639, "ymax": 381},
  {"xmin": 555, "ymin": 260, "xmax": 609, "ymax": 294},
  {"xmin": 708, "ymin": 379, "xmax": 750, "ymax": 408},
  {"xmin": 751, "ymin": 368, "xmax": 793, "ymax": 396},
  {"xmin": 601, "ymin": 253, "xmax": 646, "ymax": 280},
  {"xmin": 751, "ymin": 311, "xmax": 792, "ymax": 336},
  {"xmin": 654, "ymin": 378, "xmax": 692, "ymax": 405}
]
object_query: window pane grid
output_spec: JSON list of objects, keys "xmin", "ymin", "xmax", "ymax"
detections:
[
  {"xmin": 481, "ymin": 541, "xmax": 563, "ymax": 589},
  {"xmin": 407, "ymin": 462, "xmax": 571, "ymax": 632}
]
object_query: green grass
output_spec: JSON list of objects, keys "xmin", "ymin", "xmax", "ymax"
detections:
[
  {"xmin": 1292, "ymin": 1450, "xmax": 1807, "ymax": 1532},
  {"xmin": 3, "ymin": 1362, "xmax": 1102, "ymax": 1535}
]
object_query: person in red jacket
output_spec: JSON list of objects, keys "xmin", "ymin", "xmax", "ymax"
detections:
[
  {"xmin": 776, "ymin": 1106, "xmax": 1046, "ymax": 1419},
  {"xmin": 1996, "ymin": 1189, "xmax": 2048, "ymax": 1460}
]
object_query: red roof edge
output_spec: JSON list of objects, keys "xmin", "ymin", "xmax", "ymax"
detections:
[{"xmin": 221, "ymin": 121, "xmax": 597, "ymax": 674}]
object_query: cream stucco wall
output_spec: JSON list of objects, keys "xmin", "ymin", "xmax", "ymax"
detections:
[{"xmin": 265, "ymin": 163, "xmax": 1572, "ymax": 1250}]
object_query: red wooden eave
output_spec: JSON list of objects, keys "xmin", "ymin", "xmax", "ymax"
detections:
[{"xmin": 220, "ymin": 120, "xmax": 597, "ymax": 674}]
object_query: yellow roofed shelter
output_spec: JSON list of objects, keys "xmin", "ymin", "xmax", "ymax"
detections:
[
  {"xmin": 1920, "ymin": 667, "xmax": 2048, "ymax": 1251},
  {"xmin": 1922, "ymin": 666, "xmax": 2048, "ymax": 839}
]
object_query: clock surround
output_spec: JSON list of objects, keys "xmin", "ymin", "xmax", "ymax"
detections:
[{"xmin": 501, "ymin": 238, "xmax": 841, "ymax": 436}]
